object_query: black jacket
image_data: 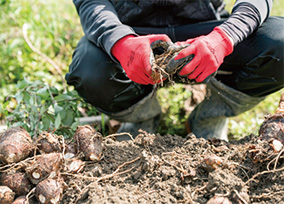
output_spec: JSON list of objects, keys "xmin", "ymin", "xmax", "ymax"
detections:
[
  {"xmin": 111, "ymin": 0, "xmax": 227, "ymax": 27},
  {"xmin": 73, "ymin": 0, "xmax": 272, "ymax": 58}
]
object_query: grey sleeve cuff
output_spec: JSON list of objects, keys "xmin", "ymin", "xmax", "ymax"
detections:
[
  {"xmin": 233, "ymin": 0, "xmax": 272, "ymax": 24},
  {"xmin": 94, "ymin": 25, "xmax": 137, "ymax": 61}
]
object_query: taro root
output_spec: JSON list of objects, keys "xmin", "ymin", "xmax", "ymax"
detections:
[
  {"xmin": 35, "ymin": 178, "xmax": 63, "ymax": 204},
  {"xmin": 11, "ymin": 196, "xmax": 27, "ymax": 204},
  {"xmin": 65, "ymin": 158, "xmax": 85, "ymax": 174},
  {"xmin": 259, "ymin": 92, "xmax": 284, "ymax": 142},
  {"xmin": 63, "ymin": 143, "xmax": 77, "ymax": 160},
  {"xmin": 206, "ymin": 195, "xmax": 232, "ymax": 204},
  {"xmin": 36, "ymin": 132, "xmax": 62, "ymax": 154},
  {"xmin": 25, "ymin": 153, "xmax": 63, "ymax": 185},
  {"xmin": 0, "ymin": 127, "xmax": 33, "ymax": 164},
  {"xmin": 203, "ymin": 155, "xmax": 223, "ymax": 172},
  {"xmin": 0, "ymin": 186, "xmax": 15, "ymax": 204},
  {"xmin": 0, "ymin": 172, "xmax": 32, "ymax": 196},
  {"xmin": 271, "ymin": 139, "xmax": 283, "ymax": 152},
  {"xmin": 74, "ymin": 125, "xmax": 103, "ymax": 161}
]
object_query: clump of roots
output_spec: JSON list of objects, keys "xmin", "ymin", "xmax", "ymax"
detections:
[{"xmin": 151, "ymin": 45, "xmax": 189, "ymax": 86}]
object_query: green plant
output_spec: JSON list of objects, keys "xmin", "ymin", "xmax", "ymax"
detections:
[
  {"xmin": 4, "ymin": 79, "xmax": 83, "ymax": 138},
  {"xmin": 0, "ymin": 0, "xmax": 83, "ymax": 103},
  {"xmin": 157, "ymin": 84, "xmax": 192, "ymax": 136}
]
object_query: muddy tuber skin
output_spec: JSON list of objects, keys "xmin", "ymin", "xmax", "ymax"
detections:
[
  {"xmin": 0, "ymin": 186, "xmax": 15, "ymax": 204},
  {"xmin": 36, "ymin": 132, "xmax": 63, "ymax": 154},
  {"xmin": 0, "ymin": 172, "xmax": 32, "ymax": 196},
  {"xmin": 25, "ymin": 153, "xmax": 63, "ymax": 185},
  {"xmin": 35, "ymin": 178, "xmax": 63, "ymax": 204},
  {"xmin": 74, "ymin": 125, "xmax": 103, "ymax": 161},
  {"xmin": 206, "ymin": 195, "xmax": 232, "ymax": 204},
  {"xmin": 11, "ymin": 196, "xmax": 29, "ymax": 204},
  {"xmin": 259, "ymin": 92, "xmax": 284, "ymax": 141},
  {"xmin": 0, "ymin": 127, "xmax": 33, "ymax": 164}
]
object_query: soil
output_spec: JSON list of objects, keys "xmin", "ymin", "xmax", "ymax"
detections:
[
  {"xmin": 1, "ymin": 90, "xmax": 284, "ymax": 204},
  {"xmin": 61, "ymin": 129, "xmax": 284, "ymax": 204},
  {"xmin": 1, "ymin": 120, "xmax": 284, "ymax": 204}
]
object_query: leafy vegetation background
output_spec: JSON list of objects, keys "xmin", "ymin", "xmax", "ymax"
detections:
[{"xmin": 0, "ymin": 0, "xmax": 283, "ymax": 138}]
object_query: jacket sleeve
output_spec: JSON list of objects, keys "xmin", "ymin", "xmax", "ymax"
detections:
[
  {"xmin": 219, "ymin": 0, "xmax": 273, "ymax": 45},
  {"xmin": 73, "ymin": 0, "xmax": 137, "ymax": 57}
]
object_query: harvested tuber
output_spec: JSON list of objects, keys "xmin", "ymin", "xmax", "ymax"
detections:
[
  {"xmin": 63, "ymin": 143, "xmax": 77, "ymax": 160},
  {"xmin": 74, "ymin": 125, "xmax": 103, "ymax": 161},
  {"xmin": 65, "ymin": 158, "xmax": 85, "ymax": 174},
  {"xmin": 25, "ymin": 153, "xmax": 63, "ymax": 185},
  {"xmin": 206, "ymin": 195, "xmax": 232, "ymax": 204},
  {"xmin": 0, "ymin": 127, "xmax": 33, "ymax": 164},
  {"xmin": 0, "ymin": 186, "xmax": 15, "ymax": 204},
  {"xmin": 259, "ymin": 92, "xmax": 284, "ymax": 142},
  {"xmin": 36, "ymin": 132, "xmax": 62, "ymax": 154},
  {"xmin": 35, "ymin": 178, "xmax": 63, "ymax": 204},
  {"xmin": 0, "ymin": 172, "xmax": 32, "ymax": 196},
  {"xmin": 203, "ymin": 155, "xmax": 223, "ymax": 172},
  {"xmin": 11, "ymin": 196, "xmax": 27, "ymax": 204}
]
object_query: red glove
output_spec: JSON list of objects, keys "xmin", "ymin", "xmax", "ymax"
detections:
[
  {"xmin": 111, "ymin": 34, "xmax": 171, "ymax": 85},
  {"xmin": 173, "ymin": 27, "xmax": 234, "ymax": 82}
]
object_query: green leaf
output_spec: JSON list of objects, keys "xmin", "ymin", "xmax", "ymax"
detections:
[
  {"xmin": 23, "ymin": 91, "xmax": 31, "ymax": 104},
  {"xmin": 62, "ymin": 109, "xmax": 74, "ymax": 126},
  {"xmin": 37, "ymin": 87, "xmax": 50, "ymax": 99},
  {"xmin": 54, "ymin": 94, "xmax": 73, "ymax": 101},
  {"xmin": 54, "ymin": 103, "xmax": 64, "ymax": 113},
  {"xmin": 16, "ymin": 79, "xmax": 31, "ymax": 89},
  {"xmin": 42, "ymin": 115, "xmax": 51, "ymax": 130},
  {"xmin": 15, "ymin": 92, "xmax": 23, "ymax": 104},
  {"xmin": 55, "ymin": 114, "xmax": 61, "ymax": 129},
  {"xmin": 50, "ymin": 86, "xmax": 59, "ymax": 95}
]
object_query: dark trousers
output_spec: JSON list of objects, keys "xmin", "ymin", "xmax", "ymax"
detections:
[{"xmin": 66, "ymin": 17, "xmax": 284, "ymax": 115}]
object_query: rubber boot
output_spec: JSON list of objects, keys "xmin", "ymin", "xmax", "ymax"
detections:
[
  {"xmin": 187, "ymin": 77, "xmax": 265, "ymax": 141},
  {"xmin": 108, "ymin": 90, "xmax": 162, "ymax": 141}
]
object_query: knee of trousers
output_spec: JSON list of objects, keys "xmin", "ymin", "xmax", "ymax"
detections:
[
  {"xmin": 256, "ymin": 17, "xmax": 284, "ymax": 86},
  {"xmin": 189, "ymin": 78, "xmax": 265, "ymax": 123},
  {"xmin": 233, "ymin": 17, "xmax": 284, "ymax": 97},
  {"xmin": 65, "ymin": 36, "xmax": 153, "ymax": 114}
]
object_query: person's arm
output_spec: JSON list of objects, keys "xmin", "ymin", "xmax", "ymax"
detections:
[
  {"xmin": 170, "ymin": 0, "xmax": 273, "ymax": 82},
  {"xmin": 73, "ymin": 0, "xmax": 172, "ymax": 85},
  {"xmin": 220, "ymin": 0, "xmax": 273, "ymax": 45},
  {"xmin": 73, "ymin": 0, "xmax": 136, "ymax": 57}
]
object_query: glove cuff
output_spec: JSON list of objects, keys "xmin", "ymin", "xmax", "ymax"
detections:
[
  {"xmin": 111, "ymin": 35, "xmax": 135, "ymax": 60},
  {"xmin": 212, "ymin": 27, "xmax": 234, "ymax": 56}
]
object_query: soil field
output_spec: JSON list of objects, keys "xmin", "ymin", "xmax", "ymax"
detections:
[
  {"xmin": 1, "ymin": 123, "xmax": 284, "ymax": 204},
  {"xmin": 1, "ymin": 93, "xmax": 284, "ymax": 204},
  {"xmin": 61, "ymin": 131, "xmax": 284, "ymax": 204}
]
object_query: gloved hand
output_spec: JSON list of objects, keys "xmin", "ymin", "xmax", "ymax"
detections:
[
  {"xmin": 170, "ymin": 27, "xmax": 234, "ymax": 82},
  {"xmin": 111, "ymin": 34, "xmax": 172, "ymax": 85}
]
